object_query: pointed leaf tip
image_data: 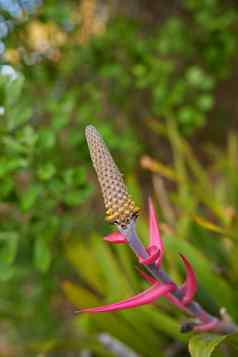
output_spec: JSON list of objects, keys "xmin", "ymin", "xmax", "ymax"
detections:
[
  {"xmin": 138, "ymin": 197, "xmax": 164, "ymax": 267},
  {"xmin": 104, "ymin": 232, "xmax": 127, "ymax": 244},
  {"xmin": 179, "ymin": 254, "xmax": 197, "ymax": 305},
  {"xmin": 80, "ymin": 282, "xmax": 175, "ymax": 313},
  {"xmin": 148, "ymin": 197, "xmax": 163, "ymax": 248}
]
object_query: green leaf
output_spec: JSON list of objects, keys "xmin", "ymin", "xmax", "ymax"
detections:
[
  {"xmin": 189, "ymin": 334, "xmax": 225, "ymax": 357},
  {"xmin": 0, "ymin": 231, "xmax": 18, "ymax": 265},
  {"xmin": 38, "ymin": 129, "xmax": 56, "ymax": 150},
  {"xmin": 34, "ymin": 239, "xmax": 52, "ymax": 273},
  {"xmin": 0, "ymin": 262, "xmax": 15, "ymax": 281},
  {"xmin": 63, "ymin": 168, "xmax": 86, "ymax": 186},
  {"xmin": 197, "ymin": 95, "xmax": 214, "ymax": 112},
  {"xmin": 20, "ymin": 184, "xmax": 42, "ymax": 212},
  {"xmin": 189, "ymin": 333, "xmax": 238, "ymax": 356},
  {"xmin": 93, "ymin": 235, "xmax": 132, "ymax": 299},
  {"xmin": 37, "ymin": 163, "xmax": 56, "ymax": 181},
  {"xmin": 5, "ymin": 73, "xmax": 25, "ymax": 106},
  {"xmin": 19, "ymin": 126, "xmax": 38, "ymax": 148},
  {"xmin": 0, "ymin": 158, "xmax": 28, "ymax": 177},
  {"xmin": 63, "ymin": 280, "xmax": 100, "ymax": 308},
  {"xmin": 65, "ymin": 240, "xmax": 105, "ymax": 294},
  {"xmin": 63, "ymin": 190, "xmax": 87, "ymax": 206}
]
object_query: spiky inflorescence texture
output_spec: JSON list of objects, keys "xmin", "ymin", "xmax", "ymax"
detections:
[{"xmin": 85, "ymin": 125, "xmax": 140, "ymax": 228}]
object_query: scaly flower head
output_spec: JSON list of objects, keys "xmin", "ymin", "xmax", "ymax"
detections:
[{"xmin": 85, "ymin": 125, "xmax": 140, "ymax": 229}]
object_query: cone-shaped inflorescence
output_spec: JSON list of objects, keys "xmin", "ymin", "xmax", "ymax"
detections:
[
  {"xmin": 85, "ymin": 125, "xmax": 140, "ymax": 229},
  {"xmin": 82, "ymin": 125, "xmax": 238, "ymax": 334}
]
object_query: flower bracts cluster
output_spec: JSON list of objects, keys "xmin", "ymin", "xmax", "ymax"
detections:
[
  {"xmin": 81, "ymin": 125, "xmax": 235, "ymax": 334},
  {"xmin": 80, "ymin": 197, "xmax": 197, "ymax": 316}
]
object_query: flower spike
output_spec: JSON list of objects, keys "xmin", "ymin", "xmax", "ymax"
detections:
[
  {"xmin": 80, "ymin": 282, "xmax": 175, "ymax": 313},
  {"xmin": 139, "ymin": 198, "xmax": 164, "ymax": 267},
  {"xmin": 85, "ymin": 125, "xmax": 140, "ymax": 229},
  {"xmin": 104, "ymin": 231, "xmax": 127, "ymax": 244},
  {"xmin": 83, "ymin": 126, "xmax": 238, "ymax": 335},
  {"xmin": 179, "ymin": 254, "xmax": 197, "ymax": 305}
]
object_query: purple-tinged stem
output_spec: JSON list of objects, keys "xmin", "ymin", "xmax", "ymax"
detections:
[{"xmin": 120, "ymin": 220, "xmax": 237, "ymax": 334}]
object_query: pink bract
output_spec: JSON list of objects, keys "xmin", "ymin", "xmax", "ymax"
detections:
[
  {"xmin": 179, "ymin": 254, "xmax": 197, "ymax": 305},
  {"xmin": 138, "ymin": 269, "xmax": 189, "ymax": 313},
  {"xmin": 80, "ymin": 282, "xmax": 175, "ymax": 313},
  {"xmin": 139, "ymin": 198, "xmax": 164, "ymax": 267},
  {"xmin": 104, "ymin": 231, "xmax": 127, "ymax": 244}
]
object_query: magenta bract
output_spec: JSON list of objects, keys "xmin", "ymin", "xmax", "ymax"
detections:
[
  {"xmin": 104, "ymin": 231, "xmax": 127, "ymax": 244},
  {"xmin": 80, "ymin": 198, "xmax": 197, "ymax": 318},
  {"xmin": 80, "ymin": 283, "xmax": 175, "ymax": 313},
  {"xmin": 179, "ymin": 254, "xmax": 197, "ymax": 305},
  {"xmin": 138, "ymin": 269, "xmax": 190, "ymax": 313},
  {"xmin": 139, "ymin": 198, "xmax": 164, "ymax": 267}
]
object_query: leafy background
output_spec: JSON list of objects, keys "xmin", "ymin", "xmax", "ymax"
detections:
[{"xmin": 0, "ymin": 0, "xmax": 238, "ymax": 356}]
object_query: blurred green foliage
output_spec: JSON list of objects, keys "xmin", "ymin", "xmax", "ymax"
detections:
[{"xmin": 0, "ymin": 0, "xmax": 238, "ymax": 355}]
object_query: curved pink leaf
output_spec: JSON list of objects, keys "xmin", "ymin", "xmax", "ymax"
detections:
[
  {"xmin": 179, "ymin": 254, "xmax": 197, "ymax": 305},
  {"xmin": 80, "ymin": 282, "xmax": 175, "ymax": 313},
  {"xmin": 148, "ymin": 197, "xmax": 164, "ymax": 267},
  {"xmin": 138, "ymin": 269, "xmax": 189, "ymax": 312},
  {"xmin": 104, "ymin": 232, "xmax": 127, "ymax": 244}
]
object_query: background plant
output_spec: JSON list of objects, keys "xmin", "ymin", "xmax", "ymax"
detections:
[{"xmin": 0, "ymin": 0, "xmax": 238, "ymax": 355}]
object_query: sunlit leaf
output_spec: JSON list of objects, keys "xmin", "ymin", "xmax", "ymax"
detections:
[
  {"xmin": 193, "ymin": 215, "xmax": 227, "ymax": 235},
  {"xmin": 189, "ymin": 333, "xmax": 238, "ymax": 357}
]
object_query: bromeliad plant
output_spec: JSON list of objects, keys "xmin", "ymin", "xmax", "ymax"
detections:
[{"xmin": 81, "ymin": 125, "xmax": 237, "ymax": 334}]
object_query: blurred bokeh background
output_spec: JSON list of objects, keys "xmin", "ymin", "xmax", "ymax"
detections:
[{"xmin": 0, "ymin": 0, "xmax": 238, "ymax": 356}]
